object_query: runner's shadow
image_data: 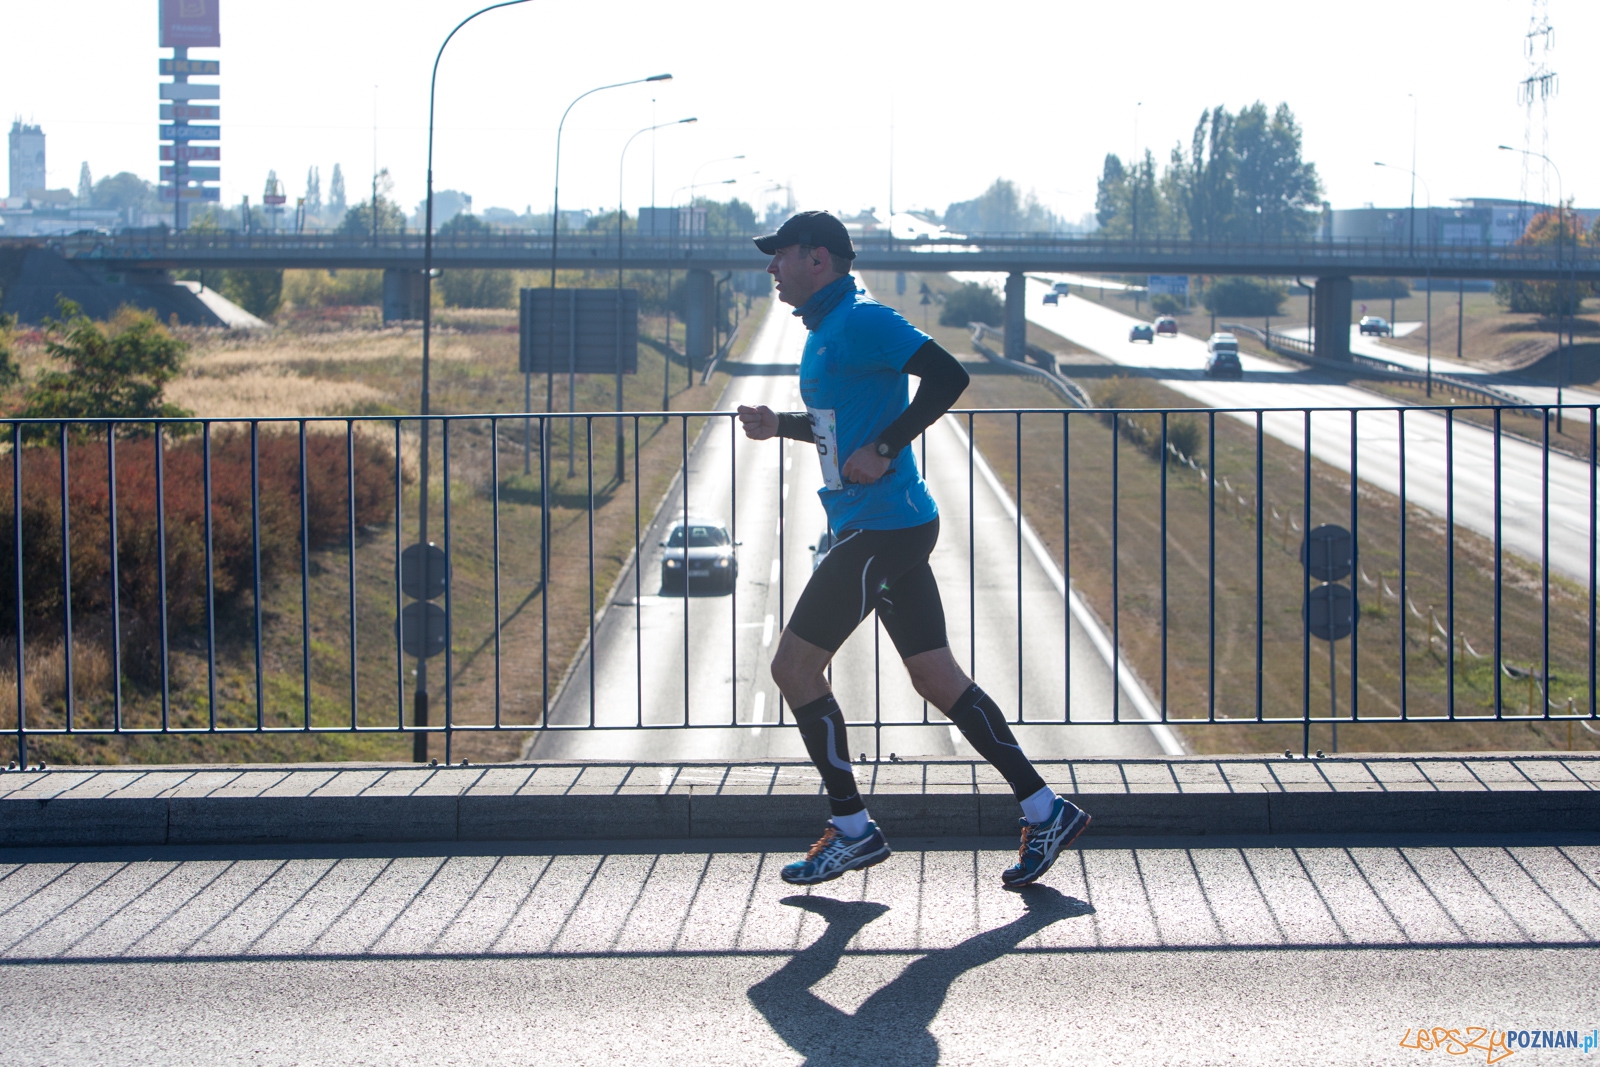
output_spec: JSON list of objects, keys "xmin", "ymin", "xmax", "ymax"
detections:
[{"xmin": 748, "ymin": 886, "xmax": 1093, "ymax": 1066}]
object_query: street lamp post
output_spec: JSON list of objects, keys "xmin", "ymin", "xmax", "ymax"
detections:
[
  {"xmin": 616, "ymin": 117, "xmax": 696, "ymax": 481},
  {"xmin": 417, "ymin": 0, "xmax": 531, "ymax": 765},
  {"xmin": 534, "ymin": 73, "xmax": 672, "ymax": 478},
  {"xmin": 1376, "ymin": 161, "xmax": 1433, "ymax": 394},
  {"xmin": 1500, "ymin": 145, "xmax": 1568, "ymax": 429}
]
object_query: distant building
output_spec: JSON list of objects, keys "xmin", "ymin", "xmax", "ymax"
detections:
[
  {"xmin": 1329, "ymin": 198, "xmax": 1597, "ymax": 247},
  {"xmin": 9, "ymin": 120, "xmax": 45, "ymax": 198}
]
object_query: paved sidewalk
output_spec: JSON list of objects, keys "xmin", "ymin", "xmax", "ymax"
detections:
[
  {"xmin": 4, "ymin": 755, "xmax": 1600, "ymax": 846},
  {"xmin": 0, "ymin": 835, "xmax": 1595, "ymax": 1065}
]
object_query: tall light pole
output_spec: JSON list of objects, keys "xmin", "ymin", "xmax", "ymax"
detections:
[
  {"xmin": 1501, "ymin": 144, "xmax": 1568, "ymax": 427},
  {"xmin": 617, "ymin": 117, "xmax": 696, "ymax": 480},
  {"xmin": 1376, "ymin": 160, "xmax": 1434, "ymax": 394},
  {"xmin": 535, "ymin": 72, "xmax": 672, "ymax": 478},
  {"xmin": 417, "ymin": 0, "xmax": 532, "ymax": 765},
  {"xmin": 1408, "ymin": 93, "xmax": 1418, "ymax": 257}
]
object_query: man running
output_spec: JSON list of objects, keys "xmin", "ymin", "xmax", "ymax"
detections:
[{"xmin": 737, "ymin": 210, "xmax": 1091, "ymax": 889}]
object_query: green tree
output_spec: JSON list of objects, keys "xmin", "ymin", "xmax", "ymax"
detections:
[
  {"xmin": 1095, "ymin": 155, "xmax": 1127, "ymax": 231},
  {"xmin": 1201, "ymin": 277, "xmax": 1286, "ymax": 316},
  {"xmin": 0, "ymin": 313, "xmax": 21, "ymax": 390},
  {"xmin": 90, "ymin": 172, "xmax": 156, "ymax": 214},
  {"xmin": 945, "ymin": 179, "xmax": 1055, "ymax": 234},
  {"xmin": 22, "ymin": 301, "xmax": 192, "ymax": 425},
  {"xmin": 938, "ymin": 282, "xmax": 1003, "ymax": 327},
  {"xmin": 337, "ymin": 197, "xmax": 405, "ymax": 237},
  {"xmin": 1230, "ymin": 102, "xmax": 1323, "ymax": 240},
  {"xmin": 219, "ymin": 270, "xmax": 284, "ymax": 318},
  {"xmin": 1496, "ymin": 208, "xmax": 1589, "ymax": 315}
]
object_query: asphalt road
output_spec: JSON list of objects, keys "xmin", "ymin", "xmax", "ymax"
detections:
[
  {"xmin": 526, "ymin": 295, "xmax": 1173, "ymax": 764},
  {"xmin": 1020, "ymin": 278, "xmax": 1598, "ymax": 585},
  {"xmin": 1, "ymin": 837, "xmax": 1595, "ymax": 1065}
]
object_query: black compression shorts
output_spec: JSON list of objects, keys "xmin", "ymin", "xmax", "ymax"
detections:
[{"xmin": 785, "ymin": 517, "xmax": 949, "ymax": 658}]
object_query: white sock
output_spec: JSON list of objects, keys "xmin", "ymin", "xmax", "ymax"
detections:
[
  {"xmin": 1020, "ymin": 787, "xmax": 1058, "ymax": 825},
  {"xmin": 831, "ymin": 809, "xmax": 871, "ymax": 838}
]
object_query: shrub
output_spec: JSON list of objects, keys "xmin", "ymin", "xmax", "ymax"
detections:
[
  {"xmin": 0, "ymin": 430, "xmax": 396, "ymax": 657},
  {"xmin": 1150, "ymin": 293, "xmax": 1182, "ymax": 315},
  {"xmin": 1093, "ymin": 376, "xmax": 1206, "ymax": 464},
  {"xmin": 282, "ymin": 269, "xmax": 385, "ymax": 309},
  {"xmin": 22, "ymin": 303, "xmax": 192, "ymax": 425},
  {"xmin": 439, "ymin": 269, "xmax": 515, "ymax": 309},
  {"xmin": 1200, "ymin": 277, "xmax": 1285, "ymax": 317},
  {"xmin": 938, "ymin": 282, "xmax": 1004, "ymax": 328},
  {"xmin": 218, "ymin": 269, "xmax": 284, "ymax": 319}
]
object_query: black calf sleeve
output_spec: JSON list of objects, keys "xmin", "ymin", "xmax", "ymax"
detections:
[
  {"xmin": 792, "ymin": 693, "xmax": 864, "ymax": 817},
  {"xmin": 944, "ymin": 685, "xmax": 1047, "ymax": 802}
]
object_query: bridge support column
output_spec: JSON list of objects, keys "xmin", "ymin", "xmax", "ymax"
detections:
[
  {"xmin": 1312, "ymin": 276, "xmax": 1352, "ymax": 361},
  {"xmin": 382, "ymin": 269, "xmax": 427, "ymax": 323},
  {"xmin": 1004, "ymin": 271, "xmax": 1026, "ymax": 360},
  {"xmin": 685, "ymin": 268, "xmax": 715, "ymax": 367}
]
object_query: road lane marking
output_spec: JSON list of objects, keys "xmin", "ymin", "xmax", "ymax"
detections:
[
  {"xmin": 770, "ymin": 559, "xmax": 781, "ymax": 584},
  {"xmin": 783, "ymin": 483, "xmax": 789, "ymax": 499},
  {"xmin": 751, "ymin": 691, "xmax": 765, "ymax": 735},
  {"xmin": 949, "ymin": 724, "xmax": 962, "ymax": 749},
  {"xmin": 762, "ymin": 614, "xmax": 775, "ymax": 647}
]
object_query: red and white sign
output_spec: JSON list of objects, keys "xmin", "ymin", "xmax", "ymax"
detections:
[
  {"xmin": 160, "ymin": 144, "xmax": 221, "ymax": 161},
  {"xmin": 160, "ymin": 0, "xmax": 220, "ymax": 48}
]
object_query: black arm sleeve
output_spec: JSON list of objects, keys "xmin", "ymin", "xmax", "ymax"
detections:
[
  {"xmin": 875, "ymin": 340, "xmax": 970, "ymax": 453},
  {"xmin": 776, "ymin": 412, "xmax": 815, "ymax": 443}
]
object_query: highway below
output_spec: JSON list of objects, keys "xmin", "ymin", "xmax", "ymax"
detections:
[
  {"xmin": 1013, "ymin": 276, "xmax": 1598, "ymax": 586},
  {"xmin": 1, "ymin": 835, "xmax": 1594, "ymax": 1065},
  {"xmin": 526, "ymin": 293, "xmax": 1175, "ymax": 764}
]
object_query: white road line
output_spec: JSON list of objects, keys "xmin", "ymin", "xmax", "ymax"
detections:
[
  {"xmin": 769, "ymin": 559, "xmax": 781, "ymax": 584},
  {"xmin": 783, "ymin": 483, "xmax": 790, "ymax": 500},
  {"xmin": 762, "ymin": 613, "xmax": 775, "ymax": 647},
  {"xmin": 751, "ymin": 691, "xmax": 766, "ymax": 735}
]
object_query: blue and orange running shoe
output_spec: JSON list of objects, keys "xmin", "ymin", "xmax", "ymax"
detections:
[
  {"xmin": 780, "ymin": 822, "xmax": 892, "ymax": 885},
  {"xmin": 1001, "ymin": 796, "xmax": 1091, "ymax": 889}
]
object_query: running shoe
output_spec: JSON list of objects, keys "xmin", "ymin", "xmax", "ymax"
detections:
[
  {"xmin": 780, "ymin": 822, "xmax": 892, "ymax": 885},
  {"xmin": 1001, "ymin": 796, "xmax": 1091, "ymax": 889}
]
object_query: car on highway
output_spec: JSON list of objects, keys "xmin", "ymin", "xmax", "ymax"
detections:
[
  {"xmin": 1204, "ymin": 332, "xmax": 1242, "ymax": 379},
  {"xmin": 1129, "ymin": 323, "xmax": 1155, "ymax": 343},
  {"xmin": 1042, "ymin": 292, "xmax": 1059, "ymax": 305},
  {"xmin": 1358, "ymin": 315, "xmax": 1393, "ymax": 336},
  {"xmin": 1154, "ymin": 315, "xmax": 1178, "ymax": 336},
  {"xmin": 808, "ymin": 528, "xmax": 836, "ymax": 571},
  {"xmin": 1052, "ymin": 281, "xmax": 1071, "ymax": 294},
  {"xmin": 660, "ymin": 518, "xmax": 739, "ymax": 593}
]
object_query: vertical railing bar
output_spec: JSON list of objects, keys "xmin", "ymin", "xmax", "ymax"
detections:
[
  {"xmin": 204, "ymin": 424, "xmax": 216, "ymax": 730},
  {"xmin": 393, "ymin": 418, "xmax": 404, "ymax": 730},
  {"xmin": 1063, "ymin": 410, "xmax": 1072, "ymax": 723},
  {"xmin": 1255, "ymin": 411, "xmax": 1264, "ymax": 723},
  {"xmin": 1349, "ymin": 408, "xmax": 1359, "ymax": 724},
  {"xmin": 12, "ymin": 423, "xmax": 24, "ymax": 766},
  {"xmin": 106, "ymin": 425, "xmax": 123, "ymax": 729},
  {"xmin": 921, "ymin": 427, "xmax": 930, "ymax": 724},
  {"xmin": 1446, "ymin": 410, "xmax": 1456, "ymax": 720},
  {"xmin": 1301, "ymin": 410, "xmax": 1311, "ymax": 756},
  {"xmin": 1159, "ymin": 411, "xmax": 1168, "ymax": 722},
  {"xmin": 586, "ymin": 416, "xmax": 596, "ymax": 730},
  {"xmin": 251, "ymin": 421, "xmax": 264, "ymax": 731},
  {"xmin": 1207, "ymin": 409, "xmax": 1216, "ymax": 722},
  {"xmin": 298, "ymin": 420, "xmax": 311, "ymax": 730},
  {"xmin": 633, "ymin": 415, "xmax": 642, "ymax": 729},
  {"xmin": 682, "ymin": 414, "xmax": 689, "ymax": 726},
  {"xmin": 1398, "ymin": 409, "xmax": 1408, "ymax": 721},
  {"xmin": 1589, "ymin": 406, "xmax": 1597, "ymax": 719},
  {"xmin": 1494, "ymin": 408, "xmax": 1503, "ymax": 719},
  {"xmin": 491, "ymin": 417, "xmax": 503, "ymax": 729},
  {"xmin": 58, "ymin": 424, "xmax": 74, "ymax": 733},
  {"xmin": 540, "ymin": 415, "xmax": 550, "ymax": 727},
  {"xmin": 730, "ymin": 414, "xmax": 738, "ymax": 727},
  {"xmin": 967, "ymin": 411, "xmax": 975, "ymax": 680},
  {"xmin": 771, "ymin": 435, "xmax": 777, "ymax": 726},
  {"xmin": 1015, "ymin": 411, "xmax": 1022, "ymax": 720},
  {"xmin": 346, "ymin": 421, "xmax": 357, "ymax": 732},
  {"xmin": 1541, "ymin": 405, "xmax": 1550, "ymax": 718},
  {"xmin": 444, "ymin": 418, "xmax": 455, "ymax": 763},
  {"xmin": 155, "ymin": 423, "xmax": 170, "ymax": 731},
  {"xmin": 1111, "ymin": 411, "xmax": 1120, "ymax": 724}
]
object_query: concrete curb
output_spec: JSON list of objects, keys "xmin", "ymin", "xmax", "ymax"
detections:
[{"xmin": 5, "ymin": 766, "xmax": 1599, "ymax": 847}]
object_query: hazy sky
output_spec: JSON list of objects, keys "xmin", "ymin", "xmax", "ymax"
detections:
[{"xmin": 3, "ymin": 0, "xmax": 1594, "ymax": 222}]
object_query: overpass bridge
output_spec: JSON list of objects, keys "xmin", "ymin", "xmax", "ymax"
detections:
[{"xmin": 6, "ymin": 231, "xmax": 1595, "ymax": 360}]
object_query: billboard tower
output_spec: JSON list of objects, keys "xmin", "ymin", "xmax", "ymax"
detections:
[{"xmin": 159, "ymin": 0, "xmax": 221, "ymax": 230}]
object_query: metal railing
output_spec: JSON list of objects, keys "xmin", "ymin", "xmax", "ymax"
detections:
[
  {"xmin": 19, "ymin": 231, "xmax": 1598, "ymax": 280},
  {"xmin": 0, "ymin": 403, "xmax": 1595, "ymax": 767}
]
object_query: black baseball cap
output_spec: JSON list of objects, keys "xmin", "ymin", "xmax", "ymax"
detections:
[{"xmin": 753, "ymin": 210, "xmax": 856, "ymax": 261}]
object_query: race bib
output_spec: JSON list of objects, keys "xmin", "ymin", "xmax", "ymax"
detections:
[{"xmin": 807, "ymin": 406, "xmax": 842, "ymax": 490}]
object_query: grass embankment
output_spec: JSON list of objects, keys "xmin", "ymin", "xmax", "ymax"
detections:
[
  {"xmin": 865, "ymin": 274, "xmax": 1598, "ymax": 757},
  {"xmin": 2, "ymin": 298, "xmax": 765, "ymax": 765}
]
